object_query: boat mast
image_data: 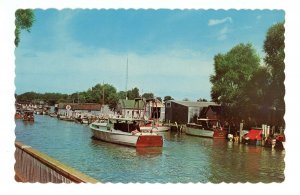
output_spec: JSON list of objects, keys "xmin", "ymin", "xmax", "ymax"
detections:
[
  {"xmin": 125, "ymin": 56, "xmax": 128, "ymax": 100},
  {"xmin": 102, "ymin": 81, "xmax": 105, "ymax": 113}
]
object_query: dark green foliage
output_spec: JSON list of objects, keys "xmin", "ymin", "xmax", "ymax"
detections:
[
  {"xmin": 15, "ymin": 9, "xmax": 35, "ymax": 47},
  {"xmin": 126, "ymin": 87, "xmax": 140, "ymax": 100},
  {"xmin": 142, "ymin": 93, "xmax": 154, "ymax": 99},
  {"xmin": 197, "ymin": 98, "xmax": 208, "ymax": 102},
  {"xmin": 210, "ymin": 43, "xmax": 261, "ymax": 124},
  {"xmin": 263, "ymin": 22, "xmax": 285, "ymax": 111},
  {"xmin": 163, "ymin": 96, "xmax": 174, "ymax": 102}
]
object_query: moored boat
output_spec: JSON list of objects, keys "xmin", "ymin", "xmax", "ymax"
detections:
[
  {"xmin": 23, "ymin": 110, "xmax": 34, "ymax": 122},
  {"xmin": 89, "ymin": 118, "xmax": 163, "ymax": 147},
  {"xmin": 241, "ymin": 129, "xmax": 263, "ymax": 145},
  {"xmin": 15, "ymin": 110, "xmax": 23, "ymax": 120},
  {"xmin": 186, "ymin": 118, "xmax": 227, "ymax": 139},
  {"xmin": 139, "ymin": 120, "xmax": 170, "ymax": 132}
]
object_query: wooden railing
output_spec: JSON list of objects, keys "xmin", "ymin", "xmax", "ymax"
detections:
[{"xmin": 15, "ymin": 141, "xmax": 99, "ymax": 183}]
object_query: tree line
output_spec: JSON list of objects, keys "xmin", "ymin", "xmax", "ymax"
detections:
[{"xmin": 15, "ymin": 84, "xmax": 177, "ymax": 110}]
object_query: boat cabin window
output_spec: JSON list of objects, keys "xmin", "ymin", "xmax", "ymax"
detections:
[{"xmin": 113, "ymin": 120, "xmax": 140, "ymax": 133}]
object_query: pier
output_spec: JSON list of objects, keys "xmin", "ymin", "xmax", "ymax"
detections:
[{"xmin": 15, "ymin": 141, "xmax": 99, "ymax": 183}]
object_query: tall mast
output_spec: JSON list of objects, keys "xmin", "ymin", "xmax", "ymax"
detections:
[{"xmin": 125, "ymin": 56, "xmax": 128, "ymax": 100}]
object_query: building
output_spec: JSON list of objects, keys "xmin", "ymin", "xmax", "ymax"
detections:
[
  {"xmin": 117, "ymin": 99, "xmax": 146, "ymax": 118},
  {"xmin": 117, "ymin": 98, "xmax": 165, "ymax": 121},
  {"xmin": 144, "ymin": 98, "xmax": 165, "ymax": 122},
  {"xmin": 57, "ymin": 103, "xmax": 104, "ymax": 117},
  {"xmin": 199, "ymin": 105, "xmax": 222, "ymax": 120},
  {"xmin": 165, "ymin": 100, "xmax": 220, "ymax": 124}
]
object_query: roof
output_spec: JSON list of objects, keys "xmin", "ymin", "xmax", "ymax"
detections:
[
  {"xmin": 118, "ymin": 99, "xmax": 145, "ymax": 110},
  {"xmin": 147, "ymin": 99, "xmax": 164, "ymax": 108},
  {"xmin": 167, "ymin": 100, "xmax": 219, "ymax": 107},
  {"xmin": 58, "ymin": 103, "xmax": 102, "ymax": 110}
]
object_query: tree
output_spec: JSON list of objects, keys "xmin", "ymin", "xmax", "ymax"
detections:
[
  {"xmin": 127, "ymin": 87, "xmax": 140, "ymax": 100},
  {"xmin": 210, "ymin": 43, "xmax": 260, "ymax": 124},
  {"xmin": 15, "ymin": 9, "xmax": 35, "ymax": 47},
  {"xmin": 197, "ymin": 98, "xmax": 208, "ymax": 102},
  {"xmin": 117, "ymin": 91, "xmax": 127, "ymax": 100},
  {"xmin": 142, "ymin": 93, "xmax": 154, "ymax": 99},
  {"xmin": 163, "ymin": 96, "xmax": 174, "ymax": 102},
  {"xmin": 263, "ymin": 22, "xmax": 285, "ymax": 111}
]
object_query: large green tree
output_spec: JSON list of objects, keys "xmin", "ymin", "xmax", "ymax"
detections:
[
  {"xmin": 210, "ymin": 43, "xmax": 261, "ymax": 124},
  {"xmin": 263, "ymin": 22, "xmax": 285, "ymax": 111},
  {"xmin": 15, "ymin": 9, "xmax": 35, "ymax": 47},
  {"xmin": 263, "ymin": 22, "xmax": 285, "ymax": 127}
]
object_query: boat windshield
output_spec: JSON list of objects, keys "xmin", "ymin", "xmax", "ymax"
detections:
[{"xmin": 197, "ymin": 119, "xmax": 221, "ymax": 129}]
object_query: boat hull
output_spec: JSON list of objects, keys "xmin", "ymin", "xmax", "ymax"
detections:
[
  {"xmin": 186, "ymin": 124, "xmax": 226, "ymax": 139},
  {"xmin": 186, "ymin": 126, "xmax": 214, "ymax": 138}
]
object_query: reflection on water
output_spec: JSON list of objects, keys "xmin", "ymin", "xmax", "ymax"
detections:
[{"xmin": 15, "ymin": 115, "xmax": 285, "ymax": 183}]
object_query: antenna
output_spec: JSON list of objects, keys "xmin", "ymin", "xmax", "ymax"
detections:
[{"xmin": 125, "ymin": 56, "xmax": 128, "ymax": 100}]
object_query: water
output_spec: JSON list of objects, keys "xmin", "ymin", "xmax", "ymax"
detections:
[{"xmin": 15, "ymin": 115, "xmax": 285, "ymax": 183}]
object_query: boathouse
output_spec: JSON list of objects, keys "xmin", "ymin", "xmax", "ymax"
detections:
[
  {"xmin": 199, "ymin": 105, "xmax": 222, "ymax": 120},
  {"xmin": 164, "ymin": 100, "xmax": 220, "ymax": 124}
]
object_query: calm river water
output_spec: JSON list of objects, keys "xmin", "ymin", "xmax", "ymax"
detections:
[{"xmin": 15, "ymin": 115, "xmax": 285, "ymax": 183}]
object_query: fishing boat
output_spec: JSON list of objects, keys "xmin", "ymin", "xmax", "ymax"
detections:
[
  {"xmin": 186, "ymin": 118, "xmax": 226, "ymax": 139},
  {"xmin": 89, "ymin": 117, "xmax": 163, "ymax": 147}
]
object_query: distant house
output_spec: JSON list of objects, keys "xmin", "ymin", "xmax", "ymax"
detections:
[
  {"xmin": 117, "ymin": 98, "xmax": 166, "ymax": 121},
  {"xmin": 117, "ymin": 99, "xmax": 146, "ymax": 118},
  {"xmin": 144, "ymin": 98, "xmax": 165, "ymax": 122},
  {"xmin": 57, "ymin": 103, "xmax": 103, "ymax": 117},
  {"xmin": 165, "ymin": 100, "xmax": 220, "ymax": 124}
]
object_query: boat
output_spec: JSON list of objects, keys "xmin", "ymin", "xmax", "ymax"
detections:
[
  {"xmin": 264, "ymin": 135, "xmax": 285, "ymax": 150},
  {"xmin": 89, "ymin": 117, "xmax": 163, "ymax": 147},
  {"xmin": 241, "ymin": 129, "xmax": 263, "ymax": 145},
  {"xmin": 58, "ymin": 114, "xmax": 74, "ymax": 122},
  {"xmin": 140, "ymin": 120, "xmax": 170, "ymax": 132},
  {"xmin": 185, "ymin": 118, "xmax": 227, "ymax": 139},
  {"xmin": 23, "ymin": 110, "xmax": 34, "ymax": 122},
  {"xmin": 49, "ymin": 112, "xmax": 58, "ymax": 117},
  {"xmin": 15, "ymin": 110, "xmax": 23, "ymax": 119}
]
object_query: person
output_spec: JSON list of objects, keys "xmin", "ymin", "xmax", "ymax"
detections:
[
  {"xmin": 131, "ymin": 121, "xmax": 141, "ymax": 135},
  {"xmin": 133, "ymin": 121, "xmax": 140, "ymax": 132}
]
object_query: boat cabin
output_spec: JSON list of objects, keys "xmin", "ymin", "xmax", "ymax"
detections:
[
  {"xmin": 111, "ymin": 118, "xmax": 143, "ymax": 133},
  {"xmin": 195, "ymin": 118, "xmax": 222, "ymax": 130}
]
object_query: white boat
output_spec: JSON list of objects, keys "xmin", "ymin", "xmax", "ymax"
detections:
[
  {"xmin": 139, "ymin": 120, "xmax": 170, "ymax": 132},
  {"xmin": 186, "ymin": 118, "xmax": 227, "ymax": 139},
  {"xmin": 89, "ymin": 118, "xmax": 163, "ymax": 147}
]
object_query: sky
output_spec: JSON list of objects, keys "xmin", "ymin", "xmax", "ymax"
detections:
[{"xmin": 15, "ymin": 9, "xmax": 285, "ymax": 101}]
